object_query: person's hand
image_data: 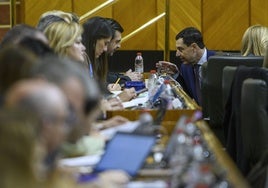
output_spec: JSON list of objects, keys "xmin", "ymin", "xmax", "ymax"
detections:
[
  {"xmin": 107, "ymin": 83, "xmax": 121, "ymax": 91},
  {"xmin": 118, "ymin": 88, "xmax": 136, "ymax": 102},
  {"xmin": 125, "ymin": 69, "xmax": 141, "ymax": 81},
  {"xmin": 101, "ymin": 115, "xmax": 129, "ymax": 129},
  {"xmin": 98, "ymin": 170, "xmax": 130, "ymax": 188},
  {"xmin": 101, "ymin": 98, "xmax": 123, "ymax": 112},
  {"xmin": 156, "ymin": 61, "xmax": 179, "ymax": 75}
]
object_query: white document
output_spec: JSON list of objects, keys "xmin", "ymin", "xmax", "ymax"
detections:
[
  {"xmin": 58, "ymin": 154, "xmax": 101, "ymax": 167},
  {"xmin": 122, "ymin": 92, "xmax": 149, "ymax": 108},
  {"xmin": 99, "ymin": 121, "xmax": 140, "ymax": 140}
]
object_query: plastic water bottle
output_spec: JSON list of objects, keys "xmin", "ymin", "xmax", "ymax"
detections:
[
  {"xmin": 134, "ymin": 52, "xmax": 144, "ymax": 73},
  {"xmin": 160, "ymin": 80, "xmax": 175, "ymax": 109},
  {"xmin": 168, "ymin": 117, "xmax": 190, "ymax": 188},
  {"xmin": 150, "ymin": 82, "xmax": 166, "ymax": 105},
  {"xmin": 147, "ymin": 70, "xmax": 158, "ymax": 99}
]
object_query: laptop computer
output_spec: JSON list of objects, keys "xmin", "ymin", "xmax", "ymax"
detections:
[{"xmin": 94, "ymin": 132, "xmax": 156, "ymax": 177}]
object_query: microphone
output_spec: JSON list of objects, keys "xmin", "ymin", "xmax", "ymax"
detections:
[
  {"xmin": 133, "ymin": 97, "xmax": 168, "ymax": 136},
  {"xmin": 132, "ymin": 111, "xmax": 153, "ymax": 135}
]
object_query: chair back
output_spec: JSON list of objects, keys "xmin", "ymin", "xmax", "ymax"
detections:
[
  {"xmin": 240, "ymin": 78, "xmax": 268, "ymax": 175},
  {"xmin": 223, "ymin": 66, "xmax": 268, "ymax": 175},
  {"xmin": 201, "ymin": 56, "xmax": 263, "ymax": 129}
]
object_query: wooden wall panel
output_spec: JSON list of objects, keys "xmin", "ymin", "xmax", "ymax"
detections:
[
  {"xmin": 18, "ymin": 0, "xmax": 268, "ymax": 51},
  {"xmin": 251, "ymin": 0, "xmax": 268, "ymax": 26},
  {"xmin": 202, "ymin": 0, "xmax": 249, "ymax": 51},
  {"xmin": 23, "ymin": 0, "xmax": 72, "ymax": 26},
  {"xmin": 156, "ymin": 0, "xmax": 165, "ymax": 50},
  {"xmin": 73, "ymin": 0, "xmax": 112, "ymax": 19},
  {"xmin": 169, "ymin": 0, "xmax": 201, "ymax": 50},
  {"xmin": 113, "ymin": 0, "xmax": 157, "ymax": 50},
  {"xmin": 157, "ymin": 0, "xmax": 201, "ymax": 51},
  {"xmin": 0, "ymin": 4, "xmax": 12, "ymax": 25},
  {"xmin": 0, "ymin": 1, "xmax": 24, "ymax": 41}
]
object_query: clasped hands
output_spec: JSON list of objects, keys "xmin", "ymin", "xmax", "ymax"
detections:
[{"xmin": 156, "ymin": 61, "xmax": 179, "ymax": 75}]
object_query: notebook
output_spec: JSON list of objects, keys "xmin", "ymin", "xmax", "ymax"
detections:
[{"xmin": 94, "ymin": 132, "xmax": 156, "ymax": 177}]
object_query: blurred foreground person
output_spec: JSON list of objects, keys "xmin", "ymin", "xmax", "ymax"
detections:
[
  {"xmin": 4, "ymin": 80, "xmax": 79, "ymax": 188},
  {"xmin": 31, "ymin": 56, "xmax": 128, "ymax": 155},
  {"xmin": 0, "ymin": 109, "xmax": 39, "ymax": 188},
  {"xmin": 5, "ymin": 80, "xmax": 69, "ymax": 179},
  {"xmin": 0, "ymin": 45, "xmax": 38, "ymax": 106},
  {"xmin": 0, "ymin": 24, "xmax": 48, "ymax": 49},
  {"xmin": 29, "ymin": 56, "xmax": 129, "ymax": 186}
]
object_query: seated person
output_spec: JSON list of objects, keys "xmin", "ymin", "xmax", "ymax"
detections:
[
  {"xmin": 156, "ymin": 27, "xmax": 215, "ymax": 105},
  {"xmin": 31, "ymin": 56, "xmax": 129, "ymax": 155},
  {"xmin": 82, "ymin": 16, "xmax": 137, "ymax": 102},
  {"xmin": 105, "ymin": 18, "xmax": 141, "ymax": 84},
  {"xmin": 241, "ymin": 25, "xmax": 268, "ymax": 56}
]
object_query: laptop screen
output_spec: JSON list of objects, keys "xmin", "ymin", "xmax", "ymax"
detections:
[{"xmin": 94, "ymin": 132, "xmax": 156, "ymax": 177}]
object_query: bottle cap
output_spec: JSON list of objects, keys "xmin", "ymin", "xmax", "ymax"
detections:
[
  {"xmin": 137, "ymin": 52, "xmax": 142, "ymax": 56},
  {"xmin": 164, "ymin": 79, "xmax": 170, "ymax": 84},
  {"xmin": 150, "ymin": 70, "xmax": 156, "ymax": 73}
]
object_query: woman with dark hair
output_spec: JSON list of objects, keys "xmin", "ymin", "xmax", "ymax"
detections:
[
  {"xmin": 82, "ymin": 16, "xmax": 136, "ymax": 101},
  {"xmin": 82, "ymin": 16, "xmax": 112, "ymax": 84}
]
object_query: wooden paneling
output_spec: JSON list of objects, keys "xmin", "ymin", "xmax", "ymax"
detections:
[
  {"xmin": 156, "ymin": 0, "xmax": 165, "ymax": 50},
  {"xmin": 169, "ymin": 0, "xmax": 201, "ymax": 50},
  {"xmin": 0, "ymin": 1, "xmax": 23, "ymax": 41},
  {"xmin": 113, "ymin": 0, "xmax": 157, "ymax": 50},
  {"xmin": 23, "ymin": 0, "xmax": 72, "ymax": 26},
  {"xmin": 15, "ymin": 0, "xmax": 268, "ymax": 51},
  {"xmin": 156, "ymin": 0, "xmax": 201, "ymax": 51},
  {"xmin": 251, "ymin": 0, "xmax": 268, "ymax": 25},
  {"xmin": 202, "ymin": 0, "xmax": 249, "ymax": 51},
  {"xmin": 73, "ymin": 0, "xmax": 112, "ymax": 19},
  {"xmin": 0, "ymin": 4, "xmax": 11, "ymax": 25}
]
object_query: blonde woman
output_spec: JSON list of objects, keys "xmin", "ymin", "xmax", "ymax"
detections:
[
  {"xmin": 37, "ymin": 10, "xmax": 79, "ymax": 32},
  {"xmin": 43, "ymin": 15, "xmax": 86, "ymax": 64},
  {"xmin": 241, "ymin": 25, "xmax": 268, "ymax": 56}
]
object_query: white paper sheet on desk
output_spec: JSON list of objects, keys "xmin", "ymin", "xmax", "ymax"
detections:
[
  {"xmin": 100, "ymin": 121, "xmax": 139, "ymax": 140},
  {"xmin": 110, "ymin": 91, "xmax": 122, "ymax": 95},
  {"xmin": 58, "ymin": 154, "xmax": 101, "ymax": 167},
  {"xmin": 123, "ymin": 92, "xmax": 148, "ymax": 108}
]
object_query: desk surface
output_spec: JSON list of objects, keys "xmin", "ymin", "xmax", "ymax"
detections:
[
  {"xmin": 107, "ymin": 74, "xmax": 248, "ymax": 187},
  {"xmin": 133, "ymin": 119, "xmax": 249, "ymax": 187}
]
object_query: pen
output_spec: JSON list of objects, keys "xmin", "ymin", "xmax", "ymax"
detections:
[{"xmin": 113, "ymin": 78, "xmax": 121, "ymax": 88}]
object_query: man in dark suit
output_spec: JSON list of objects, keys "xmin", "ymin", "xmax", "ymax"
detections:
[{"xmin": 156, "ymin": 27, "xmax": 215, "ymax": 105}]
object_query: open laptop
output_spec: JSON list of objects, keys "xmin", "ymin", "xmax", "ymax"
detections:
[{"xmin": 93, "ymin": 132, "xmax": 156, "ymax": 177}]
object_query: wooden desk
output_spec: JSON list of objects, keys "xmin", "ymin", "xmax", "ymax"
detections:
[
  {"xmin": 135, "ymin": 120, "xmax": 249, "ymax": 187},
  {"xmin": 106, "ymin": 75, "xmax": 249, "ymax": 187},
  {"xmin": 196, "ymin": 120, "xmax": 250, "ymax": 188},
  {"xmin": 107, "ymin": 109, "xmax": 197, "ymax": 136}
]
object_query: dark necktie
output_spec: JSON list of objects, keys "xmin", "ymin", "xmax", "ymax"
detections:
[{"xmin": 193, "ymin": 64, "xmax": 202, "ymax": 105}]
